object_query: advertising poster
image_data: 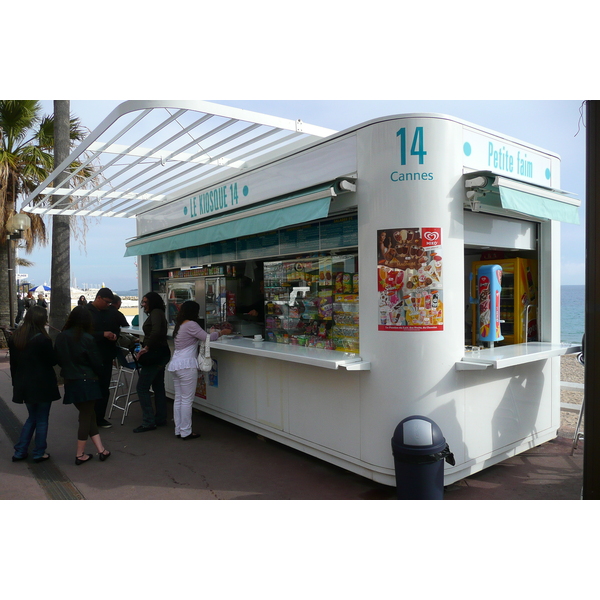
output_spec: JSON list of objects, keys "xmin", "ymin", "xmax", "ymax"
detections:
[
  {"xmin": 377, "ymin": 227, "xmax": 443, "ymax": 331},
  {"xmin": 195, "ymin": 359, "xmax": 218, "ymax": 400}
]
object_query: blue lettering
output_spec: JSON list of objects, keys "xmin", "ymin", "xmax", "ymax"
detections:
[
  {"xmin": 517, "ymin": 152, "xmax": 533, "ymax": 177},
  {"xmin": 390, "ymin": 171, "xmax": 434, "ymax": 182}
]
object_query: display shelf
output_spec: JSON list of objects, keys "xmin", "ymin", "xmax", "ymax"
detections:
[
  {"xmin": 211, "ymin": 336, "xmax": 370, "ymax": 370},
  {"xmin": 457, "ymin": 342, "xmax": 582, "ymax": 370}
]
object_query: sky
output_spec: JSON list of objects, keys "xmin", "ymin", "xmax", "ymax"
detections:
[{"xmin": 20, "ymin": 99, "xmax": 587, "ymax": 290}]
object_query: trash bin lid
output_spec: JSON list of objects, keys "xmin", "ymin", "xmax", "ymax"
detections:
[{"xmin": 391, "ymin": 416, "xmax": 447, "ymax": 455}]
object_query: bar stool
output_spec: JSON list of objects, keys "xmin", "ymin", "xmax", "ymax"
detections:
[
  {"xmin": 571, "ymin": 338, "xmax": 585, "ymax": 455},
  {"xmin": 108, "ymin": 346, "xmax": 140, "ymax": 425}
]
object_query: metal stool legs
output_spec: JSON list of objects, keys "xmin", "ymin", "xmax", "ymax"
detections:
[
  {"xmin": 571, "ymin": 396, "xmax": 585, "ymax": 455},
  {"xmin": 570, "ymin": 350, "xmax": 585, "ymax": 456},
  {"xmin": 107, "ymin": 365, "xmax": 139, "ymax": 425}
]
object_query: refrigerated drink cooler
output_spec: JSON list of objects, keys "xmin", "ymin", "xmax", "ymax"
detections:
[
  {"xmin": 164, "ymin": 276, "xmax": 262, "ymax": 337},
  {"xmin": 470, "ymin": 258, "xmax": 538, "ymax": 347},
  {"xmin": 471, "ymin": 264, "xmax": 504, "ymax": 347}
]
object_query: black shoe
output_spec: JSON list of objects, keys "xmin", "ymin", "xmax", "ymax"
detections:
[
  {"xmin": 97, "ymin": 419, "xmax": 113, "ymax": 428},
  {"xmin": 97, "ymin": 449, "xmax": 111, "ymax": 462},
  {"xmin": 33, "ymin": 454, "xmax": 51, "ymax": 463},
  {"xmin": 75, "ymin": 453, "xmax": 93, "ymax": 466},
  {"xmin": 12, "ymin": 455, "xmax": 28, "ymax": 462},
  {"xmin": 155, "ymin": 421, "xmax": 167, "ymax": 427},
  {"xmin": 181, "ymin": 433, "xmax": 201, "ymax": 441},
  {"xmin": 133, "ymin": 425, "xmax": 157, "ymax": 433}
]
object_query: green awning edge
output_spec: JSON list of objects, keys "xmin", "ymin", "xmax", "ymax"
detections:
[
  {"xmin": 498, "ymin": 186, "xmax": 580, "ymax": 225},
  {"xmin": 124, "ymin": 195, "xmax": 332, "ymax": 257}
]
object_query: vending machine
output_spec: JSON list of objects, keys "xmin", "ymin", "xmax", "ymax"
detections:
[
  {"xmin": 164, "ymin": 274, "xmax": 262, "ymax": 336},
  {"xmin": 471, "ymin": 258, "xmax": 538, "ymax": 346},
  {"xmin": 471, "ymin": 264, "xmax": 503, "ymax": 347}
]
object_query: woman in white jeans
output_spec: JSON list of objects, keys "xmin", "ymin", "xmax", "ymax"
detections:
[{"xmin": 167, "ymin": 301, "xmax": 231, "ymax": 440}]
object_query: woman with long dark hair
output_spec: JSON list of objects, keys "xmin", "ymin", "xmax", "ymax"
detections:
[
  {"xmin": 167, "ymin": 301, "xmax": 231, "ymax": 440},
  {"xmin": 133, "ymin": 291, "xmax": 171, "ymax": 433},
  {"xmin": 54, "ymin": 306, "xmax": 111, "ymax": 465},
  {"xmin": 9, "ymin": 306, "xmax": 60, "ymax": 462}
]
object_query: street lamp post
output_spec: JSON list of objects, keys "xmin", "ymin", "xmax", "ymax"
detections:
[{"xmin": 6, "ymin": 212, "xmax": 31, "ymax": 327}]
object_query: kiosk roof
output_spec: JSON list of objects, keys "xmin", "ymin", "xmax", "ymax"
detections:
[{"xmin": 22, "ymin": 100, "xmax": 337, "ymax": 218}]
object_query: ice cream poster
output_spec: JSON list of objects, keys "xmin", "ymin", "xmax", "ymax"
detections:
[
  {"xmin": 377, "ymin": 227, "xmax": 443, "ymax": 331},
  {"xmin": 195, "ymin": 360, "xmax": 218, "ymax": 400}
]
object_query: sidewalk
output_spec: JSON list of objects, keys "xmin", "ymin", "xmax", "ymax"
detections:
[{"xmin": 0, "ymin": 353, "xmax": 584, "ymax": 500}]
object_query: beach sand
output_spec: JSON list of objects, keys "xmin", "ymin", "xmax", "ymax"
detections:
[{"xmin": 560, "ymin": 353, "xmax": 585, "ymax": 437}]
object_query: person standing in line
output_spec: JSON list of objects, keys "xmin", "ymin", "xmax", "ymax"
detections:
[
  {"xmin": 77, "ymin": 295, "xmax": 87, "ymax": 306},
  {"xmin": 24, "ymin": 291, "xmax": 36, "ymax": 312},
  {"xmin": 111, "ymin": 295, "xmax": 130, "ymax": 330},
  {"xmin": 54, "ymin": 306, "xmax": 110, "ymax": 465},
  {"xmin": 112, "ymin": 295, "xmax": 138, "ymax": 353},
  {"xmin": 36, "ymin": 293, "xmax": 48, "ymax": 309},
  {"xmin": 9, "ymin": 306, "xmax": 61, "ymax": 462},
  {"xmin": 15, "ymin": 294, "xmax": 25, "ymax": 326},
  {"xmin": 133, "ymin": 291, "xmax": 171, "ymax": 433},
  {"xmin": 167, "ymin": 301, "xmax": 231, "ymax": 440},
  {"xmin": 85, "ymin": 287, "xmax": 120, "ymax": 428}
]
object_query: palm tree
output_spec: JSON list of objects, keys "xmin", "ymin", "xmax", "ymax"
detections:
[{"xmin": 0, "ymin": 100, "xmax": 93, "ymax": 326}]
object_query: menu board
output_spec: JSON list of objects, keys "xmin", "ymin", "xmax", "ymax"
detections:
[
  {"xmin": 151, "ymin": 213, "xmax": 359, "ymax": 270},
  {"xmin": 377, "ymin": 226, "xmax": 443, "ymax": 332},
  {"xmin": 237, "ymin": 230, "xmax": 279, "ymax": 259},
  {"xmin": 320, "ymin": 215, "xmax": 358, "ymax": 250},
  {"xmin": 279, "ymin": 222, "xmax": 320, "ymax": 254},
  {"xmin": 209, "ymin": 239, "xmax": 236, "ymax": 263}
]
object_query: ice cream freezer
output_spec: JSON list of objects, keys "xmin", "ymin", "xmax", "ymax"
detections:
[{"xmin": 126, "ymin": 108, "xmax": 581, "ymax": 487}]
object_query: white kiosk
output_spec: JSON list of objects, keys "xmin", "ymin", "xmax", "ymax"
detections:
[{"xmin": 28, "ymin": 102, "xmax": 582, "ymax": 486}]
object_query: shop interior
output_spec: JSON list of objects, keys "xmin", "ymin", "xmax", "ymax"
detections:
[{"xmin": 464, "ymin": 214, "xmax": 539, "ymax": 349}]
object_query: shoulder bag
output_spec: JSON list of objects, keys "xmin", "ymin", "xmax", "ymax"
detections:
[{"xmin": 197, "ymin": 336, "xmax": 213, "ymax": 372}]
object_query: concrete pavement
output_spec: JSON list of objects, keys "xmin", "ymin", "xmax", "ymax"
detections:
[{"xmin": 0, "ymin": 353, "xmax": 584, "ymax": 500}]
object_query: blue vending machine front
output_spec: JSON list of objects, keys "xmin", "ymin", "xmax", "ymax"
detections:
[{"xmin": 475, "ymin": 264, "xmax": 503, "ymax": 345}]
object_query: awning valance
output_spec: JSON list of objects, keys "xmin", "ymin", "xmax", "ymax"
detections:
[
  {"xmin": 464, "ymin": 171, "xmax": 580, "ymax": 224},
  {"xmin": 124, "ymin": 184, "xmax": 339, "ymax": 257}
]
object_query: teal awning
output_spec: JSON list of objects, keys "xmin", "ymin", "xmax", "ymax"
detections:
[
  {"xmin": 124, "ymin": 187, "xmax": 334, "ymax": 257},
  {"xmin": 497, "ymin": 186, "xmax": 579, "ymax": 225},
  {"xmin": 464, "ymin": 172, "xmax": 580, "ymax": 225}
]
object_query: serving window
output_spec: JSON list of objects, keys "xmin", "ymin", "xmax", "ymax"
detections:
[{"xmin": 263, "ymin": 253, "xmax": 359, "ymax": 353}]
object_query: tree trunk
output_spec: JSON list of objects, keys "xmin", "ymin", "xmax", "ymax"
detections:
[
  {"xmin": 49, "ymin": 100, "xmax": 72, "ymax": 339},
  {"xmin": 0, "ymin": 239, "xmax": 16, "ymax": 328}
]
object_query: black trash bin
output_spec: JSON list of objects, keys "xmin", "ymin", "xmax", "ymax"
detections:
[{"xmin": 391, "ymin": 416, "xmax": 455, "ymax": 500}]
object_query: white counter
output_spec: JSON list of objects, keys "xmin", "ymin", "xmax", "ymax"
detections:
[
  {"xmin": 457, "ymin": 342, "xmax": 582, "ymax": 370},
  {"xmin": 211, "ymin": 336, "xmax": 371, "ymax": 370}
]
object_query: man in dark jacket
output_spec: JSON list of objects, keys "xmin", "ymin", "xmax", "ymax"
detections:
[
  {"xmin": 15, "ymin": 294, "xmax": 25, "ymax": 325},
  {"xmin": 86, "ymin": 287, "xmax": 120, "ymax": 427}
]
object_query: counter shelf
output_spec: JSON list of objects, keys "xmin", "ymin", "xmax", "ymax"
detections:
[
  {"xmin": 457, "ymin": 342, "xmax": 582, "ymax": 370},
  {"xmin": 211, "ymin": 336, "xmax": 371, "ymax": 370}
]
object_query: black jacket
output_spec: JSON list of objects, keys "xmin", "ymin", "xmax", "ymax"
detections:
[
  {"xmin": 86, "ymin": 303, "xmax": 121, "ymax": 362},
  {"xmin": 9, "ymin": 332, "xmax": 61, "ymax": 405},
  {"xmin": 55, "ymin": 329, "xmax": 103, "ymax": 381}
]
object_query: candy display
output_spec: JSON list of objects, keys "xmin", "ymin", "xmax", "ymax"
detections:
[{"xmin": 263, "ymin": 255, "xmax": 359, "ymax": 352}]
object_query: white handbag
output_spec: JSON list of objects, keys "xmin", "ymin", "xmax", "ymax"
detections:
[{"xmin": 197, "ymin": 336, "xmax": 213, "ymax": 372}]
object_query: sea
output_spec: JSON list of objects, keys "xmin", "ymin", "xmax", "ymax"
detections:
[{"xmin": 561, "ymin": 285, "xmax": 585, "ymax": 344}]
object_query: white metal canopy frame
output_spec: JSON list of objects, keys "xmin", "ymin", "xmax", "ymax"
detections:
[{"xmin": 22, "ymin": 100, "xmax": 338, "ymax": 218}]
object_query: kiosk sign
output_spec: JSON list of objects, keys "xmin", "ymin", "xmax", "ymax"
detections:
[{"xmin": 377, "ymin": 226, "xmax": 443, "ymax": 331}]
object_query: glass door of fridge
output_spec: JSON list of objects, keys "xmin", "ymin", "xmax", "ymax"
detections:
[
  {"xmin": 166, "ymin": 279, "xmax": 199, "ymax": 326},
  {"xmin": 204, "ymin": 277, "xmax": 226, "ymax": 330}
]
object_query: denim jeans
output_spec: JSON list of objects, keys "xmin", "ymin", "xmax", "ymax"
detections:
[
  {"xmin": 14, "ymin": 402, "xmax": 52, "ymax": 459},
  {"xmin": 136, "ymin": 363, "xmax": 168, "ymax": 427}
]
